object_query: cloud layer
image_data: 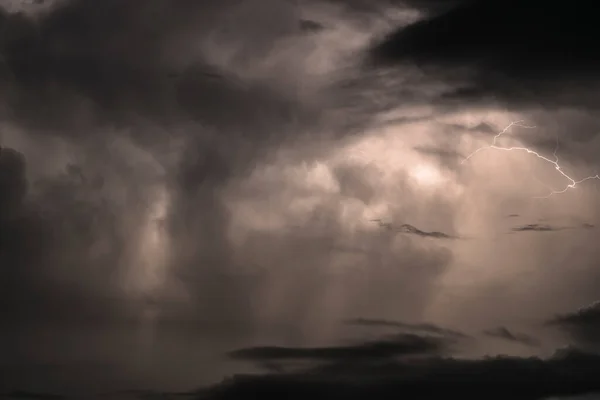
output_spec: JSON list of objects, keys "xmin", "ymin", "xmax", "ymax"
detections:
[{"xmin": 3, "ymin": 0, "xmax": 600, "ymax": 396}]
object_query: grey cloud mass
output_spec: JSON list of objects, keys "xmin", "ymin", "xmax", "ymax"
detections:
[
  {"xmin": 2, "ymin": 0, "xmax": 600, "ymax": 398},
  {"xmin": 547, "ymin": 302, "xmax": 600, "ymax": 350}
]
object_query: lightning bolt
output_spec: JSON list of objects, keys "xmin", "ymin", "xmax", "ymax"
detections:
[{"xmin": 461, "ymin": 120, "xmax": 600, "ymax": 198}]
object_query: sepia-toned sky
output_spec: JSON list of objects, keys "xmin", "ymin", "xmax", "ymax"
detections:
[{"xmin": 2, "ymin": 1, "xmax": 600, "ymax": 399}]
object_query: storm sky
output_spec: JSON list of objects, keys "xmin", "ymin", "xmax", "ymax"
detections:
[{"xmin": 1, "ymin": 1, "xmax": 600, "ymax": 399}]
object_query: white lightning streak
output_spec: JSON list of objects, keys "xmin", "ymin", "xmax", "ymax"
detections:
[{"xmin": 461, "ymin": 120, "xmax": 600, "ymax": 198}]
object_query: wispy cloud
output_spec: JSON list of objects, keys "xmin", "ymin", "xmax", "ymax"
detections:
[
  {"xmin": 345, "ymin": 318, "xmax": 468, "ymax": 338},
  {"xmin": 482, "ymin": 326, "xmax": 540, "ymax": 347},
  {"xmin": 228, "ymin": 333, "xmax": 447, "ymax": 363},
  {"xmin": 370, "ymin": 220, "xmax": 457, "ymax": 239},
  {"xmin": 511, "ymin": 224, "xmax": 562, "ymax": 232}
]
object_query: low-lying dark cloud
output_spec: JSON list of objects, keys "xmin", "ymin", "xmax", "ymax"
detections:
[
  {"xmin": 229, "ymin": 333, "xmax": 448, "ymax": 363},
  {"xmin": 482, "ymin": 327, "xmax": 540, "ymax": 347},
  {"xmin": 548, "ymin": 301, "xmax": 600, "ymax": 348},
  {"xmin": 195, "ymin": 304, "xmax": 600, "ymax": 399},
  {"xmin": 201, "ymin": 347, "xmax": 600, "ymax": 400}
]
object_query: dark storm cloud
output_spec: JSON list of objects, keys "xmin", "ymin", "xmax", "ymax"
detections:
[
  {"xmin": 199, "ymin": 347, "xmax": 600, "ymax": 400},
  {"xmin": 199, "ymin": 305, "xmax": 600, "ymax": 400},
  {"xmin": 0, "ymin": 145, "xmax": 159, "ymax": 323},
  {"xmin": 229, "ymin": 333, "xmax": 447, "ymax": 363},
  {"xmin": 547, "ymin": 302, "xmax": 600, "ymax": 348},
  {"xmin": 0, "ymin": 0, "xmax": 327, "ymax": 326},
  {"xmin": 482, "ymin": 327, "xmax": 540, "ymax": 347},
  {"xmin": 0, "ymin": 2, "xmax": 465, "ymax": 363},
  {"xmin": 0, "ymin": 0, "xmax": 318, "ymax": 136},
  {"xmin": 369, "ymin": 1, "xmax": 600, "ymax": 111},
  {"xmin": 11, "ymin": 1, "xmax": 600, "ymax": 396}
]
